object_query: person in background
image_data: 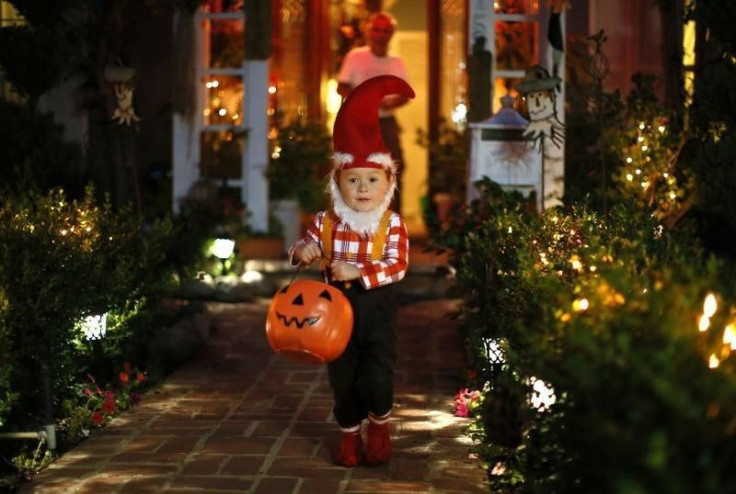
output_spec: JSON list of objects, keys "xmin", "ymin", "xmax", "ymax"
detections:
[{"xmin": 337, "ymin": 11, "xmax": 411, "ymax": 212}]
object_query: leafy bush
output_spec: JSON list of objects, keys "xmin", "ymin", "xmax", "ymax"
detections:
[
  {"xmin": 0, "ymin": 185, "xmax": 178, "ymax": 432},
  {"xmin": 433, "ymin": 182, "xmax": 736, "ymax": 492}
]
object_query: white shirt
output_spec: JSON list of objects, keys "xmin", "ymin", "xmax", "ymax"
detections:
[{"xmin": 337, "ymin": 46, "xmax": 409, "ymax": 118}]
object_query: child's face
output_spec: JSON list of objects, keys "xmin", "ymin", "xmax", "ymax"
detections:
[{"xmin": 337, "ymin": 167, "xmax": 393, "ymax": 212}]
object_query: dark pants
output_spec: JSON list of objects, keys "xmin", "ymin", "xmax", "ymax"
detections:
[
  {"xmin": 379, "ymin": 116, "xmax": 404, "ymax": 212},
  {"xmin": 327, "ymin": 282, "xmax": 399, "ymax": 428}
]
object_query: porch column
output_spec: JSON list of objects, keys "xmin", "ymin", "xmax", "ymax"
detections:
[{"xmin": 243, "ymin": 0, "xmax": 271, "ymax": 233}]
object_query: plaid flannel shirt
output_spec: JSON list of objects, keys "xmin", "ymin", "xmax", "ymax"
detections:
[{"xmin": 289, "ymin": 210, "xmax": 409, "ymax": 290}]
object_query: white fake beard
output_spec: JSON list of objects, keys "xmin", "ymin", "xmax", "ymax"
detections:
[{"xmin": 328, "ymin": 173, "xmax": 396, "ymax": 236}]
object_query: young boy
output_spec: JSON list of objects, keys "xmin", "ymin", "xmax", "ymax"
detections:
[{"xmin": 289, "ymin": 75, "xmax": 414, "ymax": 467}]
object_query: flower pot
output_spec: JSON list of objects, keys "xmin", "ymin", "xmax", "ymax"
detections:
[
  {"xmin": 432, "ymin": 192, "xmax": 454, "ymax": 224},
  {"xmin": 270, "ymin": 199, "xmax": 301, "ymax": 252}
]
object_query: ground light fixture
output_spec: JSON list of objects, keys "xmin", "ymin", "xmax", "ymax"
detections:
[
  {"xmin": 211, "ymin": 237, "xmax": 236, "ymax": 275},
  {"xmin": 80, "ymin": 313, "xmax": 107, "ymax": 340}
]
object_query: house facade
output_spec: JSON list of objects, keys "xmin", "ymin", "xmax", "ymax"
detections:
[{"xmin": 1, "ymin": 0, "xmax": 686, "ymax": 236}]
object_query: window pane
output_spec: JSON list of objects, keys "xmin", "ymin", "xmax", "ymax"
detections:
[
  {"xmin": 494, "ymin": 0, "xmax": 539, "ymax": 15},
  {"xmin": 495, "ymin": 21, "xmax": 538, "ymax": 70},
  {"xmin": 202, "ymin": 75, "xmax": 243, "ymax": 126},
  {"xmin": 205, "ymin": 18, "xmax": 245, "ymax": 68},
  {"xmin": 203, "ymin": 0, "xmax": 244, "ymax": 13},
  {"xmin": 200, "ymin": 130, "xmax": 244, "ymax": 180}
]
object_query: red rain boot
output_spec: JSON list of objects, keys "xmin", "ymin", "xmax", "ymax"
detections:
[
  {"xmin": 334, "ymin": 430, "xmax": 363, "ymax": 467},
  {"xmin": 364, "ymin": 420, "xmax": 391, "ymax": 466}
]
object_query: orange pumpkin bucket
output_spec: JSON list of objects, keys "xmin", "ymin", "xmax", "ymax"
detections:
[{"xmin": 266, "ymin": 280, "xmax": 354, "ymax": 364}]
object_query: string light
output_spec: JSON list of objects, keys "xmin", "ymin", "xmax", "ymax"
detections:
[{"xmin": 703, "ymin": 293, "xmax": 717, "ymax": 317}]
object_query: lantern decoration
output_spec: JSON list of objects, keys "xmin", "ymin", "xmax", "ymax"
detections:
[{"xmin": 266, "ymin": 280, "xmax": 353, "ymax": 364}]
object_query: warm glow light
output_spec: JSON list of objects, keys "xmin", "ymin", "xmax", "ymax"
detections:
[
  {"xmin": 709, "ymin": 354, "xmax": 720, "ymax": 369},
  {"xmin": 703, "ymin": 293, "xmax": 717, "ymax": 317},
  {"xmin": 326, "ymin": 78, "xmax": 342, "ymax": 130},
  {"xmin": 572, "ymin": 298, "xmax": 589, "ymax": 312},
  {"xmin": 268, "ymin": 85, "xmax": 277, "ymax": 94},
  {"xmin": 698, "ymin": 314, "xmax": 711, "ymax": 332},
  {"xmin": 724, "ymin": 323, "xmax": 736, "ymax": 350}
]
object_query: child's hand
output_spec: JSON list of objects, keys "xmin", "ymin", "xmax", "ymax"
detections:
[
  {"xmin": 330, "ymin": 261, "xmax": 360, "ymax": 281},
  {"xmin": 294, "ymin": 243, "xmax": 322, "ymax": 266}
]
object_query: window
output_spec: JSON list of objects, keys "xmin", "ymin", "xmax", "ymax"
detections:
[{"xmin": 197, "ymin": 1, "xmax": 246, "ymax": 183}]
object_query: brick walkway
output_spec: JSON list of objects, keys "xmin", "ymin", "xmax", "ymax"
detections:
[{"xmin": 20, "ymin": 298, "xmax": 488, "ymax": 493}]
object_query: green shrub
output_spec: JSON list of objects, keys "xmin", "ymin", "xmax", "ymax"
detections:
[
  {"xmin": 436, "ymin": 183, "xmax": 736, "ymax": 492},
  {"xmin": 0, "ymin": 185, "xmax": 178, "ymax": 431}
]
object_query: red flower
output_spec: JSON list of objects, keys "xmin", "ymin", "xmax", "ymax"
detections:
[
  {"xmin": 136, "ymin": 372, "xmax": 145, "ymax": 382},
  {"xmin": 119, "ymin": 372, "xmax": 129, "ymax": 383},
  {"xmin": 91, "ymin": 411, "xmax": 104, "ymax": 425},
  {"xmin": 102, "ymin": 399, "xmax": 116, "ymax": 415},
  {"xmin": 467, "ymin": 369, "xmax": 477, "ymax": 380},
  {"xmin": 123, "ymin": 362, "xmax": 131, "ymax": 372}
]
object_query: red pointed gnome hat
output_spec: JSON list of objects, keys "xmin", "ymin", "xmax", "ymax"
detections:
[{"xmin": 332, "ymin": 75, "xmax": 415, "ymax": 171}]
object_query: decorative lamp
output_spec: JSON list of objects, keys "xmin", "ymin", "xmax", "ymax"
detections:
[
  {"xmin": 467, "ymin": 94, "xmax": 543, "ymax": 210},
  {"xmin": 81, "ymin": 314, "xmax": 107, "ymax": 341}
]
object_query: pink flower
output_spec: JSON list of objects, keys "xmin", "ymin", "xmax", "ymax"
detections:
[
  {"xmin": 453, "ymin": 388, "xmax": 481, "ymax": 418},
  {"xmin": 454, "ymin": 403, "xmax": 469, "ymax": 417},
  {"xmin": 82, "ymin": 387, "xmax": 92, "ymax": 397},
  {"xmin": 105, "ymin": 390, "xmax": 115, "ymax": 400}
]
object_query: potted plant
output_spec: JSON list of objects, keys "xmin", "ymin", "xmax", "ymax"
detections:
[
  {"xmin": 267, "ymin": 118, "xmax": 332, "ymax": 246},
  {"xmin": 416, "ymin": 119, "xmax": 468, "ymax": 225}
]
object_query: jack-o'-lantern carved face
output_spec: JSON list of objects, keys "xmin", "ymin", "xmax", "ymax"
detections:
[{"xmin": 266, "ymin": 280, "xmax": 353, "ymax": 364}]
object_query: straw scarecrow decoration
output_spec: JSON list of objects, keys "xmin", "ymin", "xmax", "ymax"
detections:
[{"xmin": 517, "ymin": 65, "xmax": 565, "ymax": 208}]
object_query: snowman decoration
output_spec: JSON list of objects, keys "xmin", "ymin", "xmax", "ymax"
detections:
[{"xmin": 516, "ymin": 65, "xmax": 564, "ymax": 208}]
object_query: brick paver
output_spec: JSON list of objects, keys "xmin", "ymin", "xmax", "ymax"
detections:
[{"xmin": 20, "ymin": 298, "xmax": 488, "ymax": 493}]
